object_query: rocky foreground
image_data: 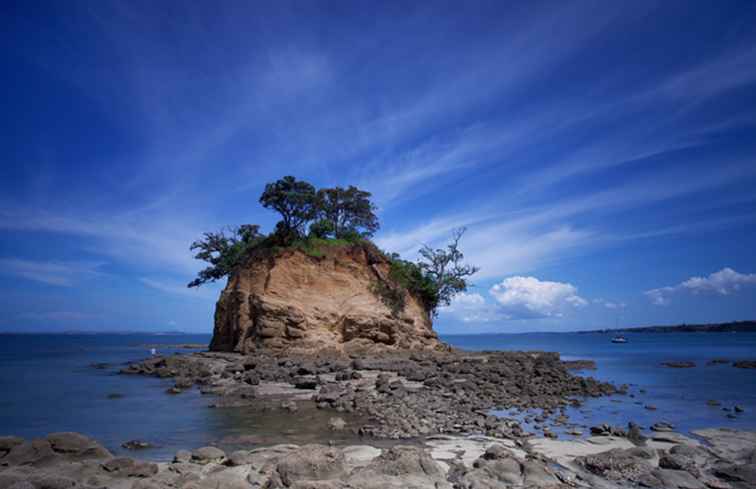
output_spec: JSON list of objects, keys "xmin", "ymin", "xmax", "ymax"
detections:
[
  {"xmin": 3, "ymin": 351, "xmax": 755, "ymax": 488},
  {"xmin": 120, "ymin": 349, "xmax": 617, "ymax": 439},
  {"xmin": 2, "ymin": 427, "xmax": 756, "ymax": 488}
]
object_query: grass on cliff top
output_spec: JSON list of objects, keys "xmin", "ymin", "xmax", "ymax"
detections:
[{"xmin": 289, "ymin": 236, "xmax": 355, "ymax": 258}]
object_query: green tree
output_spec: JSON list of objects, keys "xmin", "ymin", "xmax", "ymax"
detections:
[
  {"xmin": 315, "ymin": 185, "xmax": 379, "ymax": 239},
  {"xmin": 417, "ymin": 227, "xmax": 478, "ymax": 314},
  {"xmin": 259, "ymin": 176, "xmax": 318, "ymax": 241},
  {"xmin": 187, "ymin": 224, "xmax": 264, "ymax": 288},
  {"xmin": 373, "ymin": 229, "xmax": 478, "ymax": 317}
]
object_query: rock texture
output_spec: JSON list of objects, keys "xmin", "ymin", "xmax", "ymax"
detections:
[
  {"xmin": 210, "ymin": 244, "xmax": 445, "ymax": 354},
  {"xmin": 4, "ymin": 430, "xmax": 755, "ymax": 489}
]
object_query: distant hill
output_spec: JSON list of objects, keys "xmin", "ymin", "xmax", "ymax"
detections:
[{"xmin": 583, "ymin": 320, "xmax": 756, "ymax": 334}]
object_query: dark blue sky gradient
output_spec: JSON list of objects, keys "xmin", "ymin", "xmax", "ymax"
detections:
[{"xmin": 1, "ymin": 1, "xmax": 755, "ymax": 333}]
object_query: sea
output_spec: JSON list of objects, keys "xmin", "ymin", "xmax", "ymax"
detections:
[{"xmin": 0, "ymin": 332, "xmax": 754, "ymax": 460}]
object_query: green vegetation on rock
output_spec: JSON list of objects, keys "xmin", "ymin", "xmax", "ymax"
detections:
[{"xmin": 187, "ymin": 176, "xmax": 477, "ymax": 318}]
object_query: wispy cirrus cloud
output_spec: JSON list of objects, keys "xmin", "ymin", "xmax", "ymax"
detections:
[
  {"xmin": 139, "ymin": 277, "xmax": 216, "ymax": 300},
  {"xmin": 15, "ymin": 311, "xmax": 100, "ymax": 322},
  {"xmin": 0, "ymin": 258, "xmax": 105, "ymax": 287}
]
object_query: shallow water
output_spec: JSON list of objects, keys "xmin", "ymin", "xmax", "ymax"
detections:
[
  {"xmin": 1, "ymin": 332, "xmax": 754, "ymax": 460},
  {"xmin": 446, "ymin": 332, "xmax": 756, "ymax": 437}
]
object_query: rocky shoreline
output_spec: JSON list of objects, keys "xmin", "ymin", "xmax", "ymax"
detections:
[
  {"xmin": 2, "ymin": 426, "xmax": 755, "ymax": 488},
  {"xmin": 3, "ymin": 349, "xmax": 755, "ymax": 488},
  {"xmin": 119, "ymin": 349, "xmax": 618, "ymax": 439}
]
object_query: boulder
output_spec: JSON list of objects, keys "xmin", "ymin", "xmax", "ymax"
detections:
[
  {"xmin": 345, "ymin": 446, "xmax": 450, "ymax": 489},
  {"xmin": 122, "ymin": 440, "xmax": 152, "ymax": 450},
  {"xmin": 47, "ymin": 432, "xmax": 111, "ymax": 459},
  {"xmin": 275, "ymin": 444, "xmax": 347, "ymax": 485},
  {"xmin": 0, "ymin": 436, "xmax": 24, "ymax": 454},
  {"xmin": 733, "ymin": 361, "xmax": 756, "ymax": 369},
  {"xmin": 652, "ymin": 468, "xmax": 706, "ymax": 489},
  {"xmin": 191, "ymin": 446, "xmax": 226, "ymax": 464},
  {"xmin": 328, "ymin": 417, "xmax": 347, "ymax": 431},
  {"xmin": 173, "ymin": 450, "xmax": 191, "ymax": 463},
  {"xmin": 101, "ymin": 457, "xmax": 159, "ymax": 477},
  {"xmin": 30, "ymin": 475, "xmax": 77, "ymax": 489},
  {"xmin": 3, "ymin": 439, "xmax": 57, "ymax": 466},
  {"xmin": 713, "ymin": 463, "xmax": 756, "ymax": 485},
  {"xmin": 662, "ymin": 362, "xmax": 696, "ymax": 368},
  {"xmin": 577, "ymin": 447, "xmax": 654, "ymax": 481}
]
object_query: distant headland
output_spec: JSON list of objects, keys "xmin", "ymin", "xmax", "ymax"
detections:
[{"xmin": 582, "ymin": 320, "xmax": 756, "ymax": 334}]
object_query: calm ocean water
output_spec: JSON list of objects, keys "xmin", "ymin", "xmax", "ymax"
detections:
[{"xmin": 0, "ymin": 332, "xmax": 754, "ymax": 459}]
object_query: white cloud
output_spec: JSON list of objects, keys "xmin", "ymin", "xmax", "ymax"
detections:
[
  {"xmin": 439, "ymin": 292, "xmax": 500, "ymax": 323},
  {"xmin": 490, "ymin": 276, "xmax": 587, "ymax": 319},
  {"xmin": 645, "ymin": 267, "xmax": 756, "ymax": 306},
  {"xmin": 0, "ymin": 258, "xmax": 104, "ymax": 286},
  {"xmin": 593, "ymin": 298, "xmax": 627, "ymax": 309}
]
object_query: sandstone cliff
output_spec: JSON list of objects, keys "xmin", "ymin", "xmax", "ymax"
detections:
[{"xmin": 209, "ymin": 244, "xmax": 446, "ymax": 354}]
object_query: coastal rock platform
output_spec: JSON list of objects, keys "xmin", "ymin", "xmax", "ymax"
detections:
[
  {"xmin": 2, "ymin": 428, "xmax": 755, "ymax": 489},
  {"xmin": 120, "ymin": 349, "xmax": 617, "ymax": 439}
]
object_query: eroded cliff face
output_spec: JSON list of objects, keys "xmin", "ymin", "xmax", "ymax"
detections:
[{"xmin": 209, "ymin": 244, "xmax": 446, "ymax": 354}]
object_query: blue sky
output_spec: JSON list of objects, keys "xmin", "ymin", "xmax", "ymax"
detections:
[{"xmin": 1, "ymin": 0, "xmax": 755, "ymax": 334}]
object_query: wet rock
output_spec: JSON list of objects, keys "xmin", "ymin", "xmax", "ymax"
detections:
[
  {"xmin": 101, "ymin": 457, "xmax": 159, "ymax": 477},
  {"xmin": 328, "ymin": 417, "xmax": 346, "ymax": 431},
  {"xmin": 174, "ymin": 377, "xmax": 194, "ymax": 389},
  {"xmin": 522, "ymin": 458, "xmax": 558, "ymax": 486},
  {"xmin": 562, "ymin": 359, "xmax": 597, "ymax": 370},
  {"xmin": 281, "ymin": 400, "xmax": 299, "ymax": 412},
  {"xmin": 47, "ymin": 432, "xmax": 110, "ymax": 458},
  {"xmin": 706, "ymin": 359, "xmax": 730, "ymax": 366},
  {"xmin": 6, "ymin": 482, "xmax": 36, "ymax": 489},
  {"xmin": 121, "ymin": 440, "xmax": 152, "ymax": 450},
  {"xmin": 243, "ymin": 371, "xmax": 260, "ymax": 385},
  {"xmin": 659, "ymin": 453, "xmax": 694, "ymax": 471},
  {"xmin": 652, "ymin": 468, "xmax": 706, "ymax": 489},
  {"xmin": 275, "ymin": 444, "xmax": 346, "ymax": 486},
  {"xmin": 293, "ymin": 376, "xmax": 319, "ymax": 389},
  {"xmin": 191, "ymin": 446, "xmax": 226, "ymax": 464},
  {"xmin": 577, "ymin": 447, "xmax": 655, "ymax": 481},
  {"xmin": 173, "ymin": 449, "xmax": 191, "ymax": 463},
  {"xmin": 713, "ymin": 463, "xmax": 756, "ymax": 485},
  {"xmin": 345, "ymin": 445, "xmax": 450, "ymax": 489},
  {"xmin": 0, "ymin": 436, "xmax": 24, "ymax": 455},
  {"xmin": 3, "ymin": 439, "xmax": 57, "ymax": 466},
  {"xmin": 628, "ymin": 422, "xmax": 647, "ymax": 446},
  {"xmin": 707, "ymin": 400, "xmax": 722, "ymax": 407},
  {"xmin": 662, "ymin": 361, "xmax": 696, "ymax": 368},
  {"xmin": 228, "ymin": 450, "xmax": 255, "ymax": 466},
  {"xmin": 209, "ymin": 385, "xmax": 257, "ymax": 408},
  {"xmin": 32, "ymin": 475, "xmax": 77, "ymax": 489},
  {"xmin": 733, "ymin": 361, "xmax": 756, "ymax": 369},
  {"xmin": 651, "ymin": 422, "xmax": 675, "ymax": 432},
  {"xmin": 734, "ymin": 405, "xmax": 744, "ymax": 413}
]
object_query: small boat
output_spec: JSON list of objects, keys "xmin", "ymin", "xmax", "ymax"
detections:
[{"xmin": 611, "ymin": 335, "xmax": 628, "ymax": 344}]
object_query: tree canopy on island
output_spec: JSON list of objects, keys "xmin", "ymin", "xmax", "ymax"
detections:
[{"xmin": 187, "ymin": 176, "xmax": 477, "ymax": 317}]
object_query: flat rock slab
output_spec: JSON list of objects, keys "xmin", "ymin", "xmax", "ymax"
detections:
[
  {"xmin": 529, "ymin": 436, "xmax": 637, "ymax": 466},
  {"xmin": 425, "ymin": 435, "xmax": 526, "ymax": 469},
  {"xmin": 693, "ymin": 428, "xmax": 756, "ymax": 462}
]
